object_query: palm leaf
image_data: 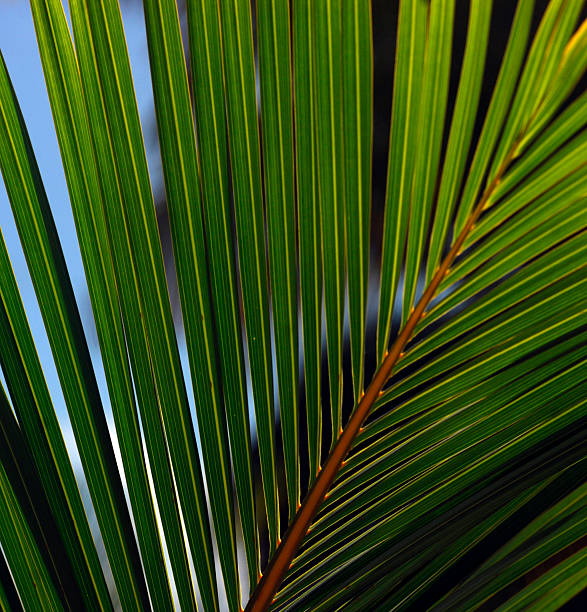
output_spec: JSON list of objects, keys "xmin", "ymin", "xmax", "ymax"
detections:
[
  {"xmin": 0, "ymin": 382, "xmax": 83, "ymax": 609},
  {"xmin": 377, "ymin": 0, "xmax": 426, "ymax": 363},
  {"xmin": 0, "ymin": 23, "xmax": 149, "ymax": 608},
  {"xmin": 186, "ymin": 0, "xmax": 260, "ymax": 592},
  {"xmin": 142, "ymin": 1, "xmax": 241, "ymax": 607},
  {"xmin": 403, "ymin": 0, "xmax": 456, "ymax": 323},
  {"xmin": 293, "ymin": 0, "xmax": 323, "ymax": 488},
  {"xmin": 29, "ymin": 0, "xmax": 173, "ymax": 605},
  {"xmin": 69, "ymin": 2, "xmax": 198, "ymax": 606},
  {"xmin": 314, "ymin": 0, "xmax": 346, "ymax": 446},
  {"xmin": 71, "ymin": 1, "xmax": 219, "ymax": 608},
  {"xmin": 0, "ymin": 545, "xmax": 22, "ymax": 612},
  {"xmin": 218, "ymin": 0, "xmax": 281, "ymax": 558},
  {"xmin": 0, "ymin": 0, "xmax": 584, "ymax": 610},
  {"xmin": 0, "ymin": 64, "xmax": 110, "ymax": 605},
  {"xmin": 0, "ymin": 444, "xmax": 63, "ymax": 611},
  {"xmin": 343, "ymin": 0, "xmax": 373, "ymax": 404}
]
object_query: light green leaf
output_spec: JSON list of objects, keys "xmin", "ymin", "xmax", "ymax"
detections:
[
  {"xmin": 453, "ymin": 0, "xmax": 535, "ymax": 235},
  {"xmin": 376, "ymin": 0, "xmax": 426, "ymax": 362},
  {"xmin": 426, "ymin": 0, "xmax": 493, "ymax": 284},
  {"xmin": 517, "ymin": 17, "xmax": 587, "ymax": 152},
  {"xmin": 402, "ymin": 0, "xmax": 455, "ymax": 322},
  {"xmin": 488, "ymin": 0, "xmax": 581, "ymax": 182}
]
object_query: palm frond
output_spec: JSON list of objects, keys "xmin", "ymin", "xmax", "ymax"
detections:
[
  {"xmin": 257, "ymin": 0, "xmax": 299, "ymax": 523},
  {"xmin": 219, "ymin": 0, "xmax": 281, "ymax": 558},
  {"xmin": 0, "ymin": 22, "xmax": 149, "ymax": 606},
  {"xmin": 0, "ymin": 0, "xmax": 584, "ymax": 610},
  {"xmin": 186, "ymin": 0, "xmax": 260, "ymax": 593},
  {"xmin": 293, "ymin": 0, "xmax": 323, "ymax": 488},
  {"xmin": 142, "ymin": 1, "xmax": 241, "ymax": 606},
  {"xmin": 377, "ymin": 0, "xmax": 426, "ymax": 363},
  {"xmin": 0, "ymin": 66, "xmax": 109, "ymax": 604},
  {"xmin": 71, "ymin": 0, "xmax": 219, "ymax": 606}
]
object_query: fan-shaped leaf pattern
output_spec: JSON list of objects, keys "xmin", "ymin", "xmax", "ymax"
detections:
[{"xmin": 0, "ymin": 1, "xmax": 584, "ymax": 610}]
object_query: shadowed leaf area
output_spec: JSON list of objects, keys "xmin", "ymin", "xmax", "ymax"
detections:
[{"xmin": 0, "ymin": 0, "xmax": 585, "ymax": 610}]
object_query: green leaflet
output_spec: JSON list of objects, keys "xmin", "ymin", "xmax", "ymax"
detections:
[
  {"xmin": 497, "ymin": 548, "xmax": 587, "ymax": 611},
  {"xmin": 426, "ymin": 0, "xmax": 492, "ymax": 284},
  {"xmin": 72, "ymin": 0, "xmax": 219, "ymax": 608},
  {"xmin": 357, "ymin": 330, "xmax": 587, "ymax": 483},
  {"xmin": 342, "ymin": 0, "xmax": 373, "ymax": 403},
  {"xmin": 0, "ymin": 260, "xmax": 108, "ymax": 610},
  {"xmin": 453, "ymin": 0, "xmax": 535, "ymax": 236},
  {"xmin": 0, "ymin": 84, "xmax": 109, "ymax": 607},
  {"xmin": 517, "ymin": 18, "xmax": 587, "ymax": 152},
  {"xmin": 277, "ymin": 392, "xmax": 586, "ymax": 601},
  {"xmin": 294, "ymin": 0, "xmax": 323, "ymax": 486},
  {"xmin": 314, "ymin": 0, "xmax": 346, "ymax": 446},
  {"xmin": 483, "ymin": 129, "xmax": 587, "ymax": 216},
  {"xmin": 0, "ymin": 449, "xmax": 63, "ymax": 612},
  {"xmin": 280, "ymin": 455, "xmax": 583, "ymax": 611},
  {"xmin": 0, "ymin": 22, "xmax": 149, "ymax": 608},
  {"xmin": 403, "ymin": 230, "xmax": 587, "ymax": 374},
  {"xmin": 69, "ymin": 2, "xmax": 198, "ymax": 607},
  {"xmin": 488, "ymin": 0, "xmax": 581, "ymax": 182},
  {"xmin": 402, "ymin": 0, "xmax": 455, "ymax": 323},
  {"xmin": 0, "ymin": 383, "xmax": 81, "ymax": 609},
  {"xmin": 363, "ymin": 481, "xmax": 555, "ymax": 612},
  {"xmin": 376, "ymin": 0, "xmax": 426, "ymax": 362},
  {"xmin": 492, "ymin": 91, "xmax": 587, "ymax": 204},
  {"xmin": 142, "ymin": 0, "xmax": 241, "ymax": 608},
  {"xmin": 438, "ymin": 482, "xmax": 587, "ymax": 610},
  {"xmin": 186, "ymin": 0, "xmax": 259, "ymax": 589},
  {"xmin": 425, "ymin": 210, "xmax": 586, "ymax": 338},
  {"xmin": 28, "ymin": 0, "xmax": 174, "ymax": 605},
  {"xmin": 456, "ymin": 137, "xmax": 586, "ymax": 263},
  {"xmin": 376, "ymin": 273, "xmax": 587, "ymax": 416},
  {"xmin": 299, "ymin": 349, "xmax": 587, "ymax": 564},
  {"xmin": 257, "ymin": 0, "xmax": 300, "ymax": 521},
  {"xmin": 218, "ymin": 0, "xmax": 280, "ymax": 554},
  {"xmin": 330, "ymin": 455, "xmax": 585, "ymax": 612},
  {"xmin": 331, "ymin": 334, "xmax": 587, "ymax": 510},
  {"xmin": 0, "ymin": 548, "xmax": 22, "ymax": 612},
  {"xmin": 0, "ymin": 1, "xmax": 585, "ymax": 609}
]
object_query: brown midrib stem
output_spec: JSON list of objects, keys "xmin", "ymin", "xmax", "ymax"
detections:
[{"xmin": 246, "ymin": 147, "xmax": 516, "ymax": 612}]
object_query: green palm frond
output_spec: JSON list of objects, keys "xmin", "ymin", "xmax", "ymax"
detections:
[{"xmin": 0, "ymin": 0, "xmax": 585, "ymax": 611}]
